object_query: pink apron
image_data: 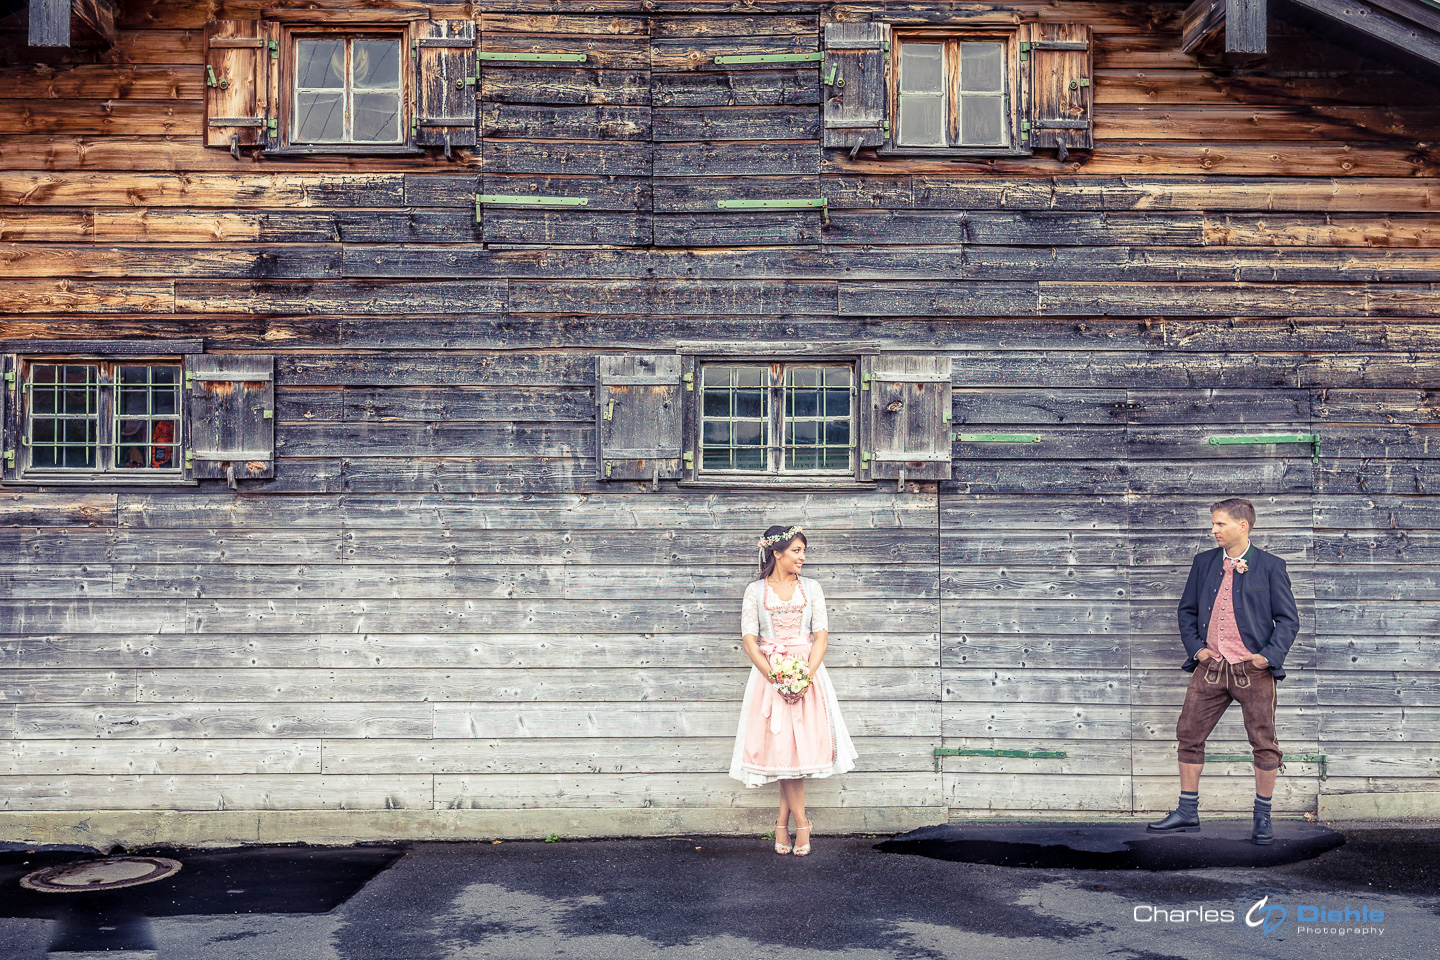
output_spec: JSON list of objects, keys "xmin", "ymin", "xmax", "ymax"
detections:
[{"xmin": 740, "ymin": 581, "xmax": 835, "ymax": 778}]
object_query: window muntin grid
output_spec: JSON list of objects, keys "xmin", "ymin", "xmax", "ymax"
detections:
[
  {"xmin": 700, "ymin": 363, "xmax": 855, "ymax": 475},
  {"xmin": 115, "ymin": 365, "xmax": 181, "ymax": 471},
  {"xmin": 23, "ymin": 361, "xmax": 183, "ymax": 475},
  {"xmin": 293, "ymin": 36, "xmax": 404, "ymax": 144}
]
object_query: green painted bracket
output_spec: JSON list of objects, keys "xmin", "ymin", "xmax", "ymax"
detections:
[
  {"xmin": 1206, "ymin": 752, "xmax": 1328, "ymax": 780},
  {"xmin": 955, "ymin": 433, "xmax": 1042, "ymax": 443},
  {"xmin": 714, "ymin": 52, "xmax": 825, "ymax": 65},
  {"xmin": 717, "ymin": 198, "xmax": 827, "ymax": 209},
  {"xmin": 476, "ymin": 52, "xmax": 587, "ymax": 63},
  {"xmin": 934, "ymin": 747, "xmax": 1068, "ymax": 772},
  {"xmin": 1208, "ymin": 433, "xmax": 1320, "ymax": 463},
  {"xmin": 476, "ymin": 194, "xmax": 588, "ymax": 221}
]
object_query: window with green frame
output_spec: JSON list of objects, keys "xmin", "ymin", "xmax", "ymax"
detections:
[
  {"xmin": 20, "ymin": 360, "xmax": 182, "ymax": 476},
  {"xmin": 699, "ymin": 363, "xmax": 855, "ymax": 474}
]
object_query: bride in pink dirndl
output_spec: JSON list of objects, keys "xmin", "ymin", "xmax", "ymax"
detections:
[{"xmin": 729, "ymin": 524, "xmax": 858, "ymax": 856}]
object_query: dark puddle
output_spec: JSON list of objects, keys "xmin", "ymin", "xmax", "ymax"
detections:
[
  {"xmin": 0, "ymin": 844, "xmax": 404, "ymax": 954},
  {"xmin": 878, "ymin": 821, "xmax": 1346, "ymax": 871}
]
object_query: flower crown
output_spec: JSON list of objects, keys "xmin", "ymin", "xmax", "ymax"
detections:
[{"xmin": 758, "ymin": 526, "xmax": 803, "ymax": 550}]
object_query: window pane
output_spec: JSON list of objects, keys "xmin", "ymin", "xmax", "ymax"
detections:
[
  {"xmin": 297, "ymin": 39, "xmax": 344, "ymax": 88},
  {"xmin": 900, "ymin": 43, "xmax": 944, "ymax": 93},
  {"xmin": 961, "ymin": 94, "xmax": 1007, "ymax": 146},
  {"xmin": 733, "ymin": 388, "xmax": 764, "ymax": 420},
  {"xmin": 824, "ymin": 388, "xmax": 850, "ymax": 416},
  {"xmin": 700, "ymin": 364, "xmax": 769, "ymax": 473},
  {"xmin": 899, "ymin": 96, "xmax": 946, "ymax": 147},
  {"xmin": 960, "ymin": 42, "xmax": 1004, "ymax": 93},
  {"xmin": 295, "ymin": 91, "xmax": 345, "ymax": 142},
  {"xmin": 703, "ymin": 419, "xmax": 730, "ymax": 445},
  {"xmin": 353, "ymin": 39, "xmax": 400, "ymax": 88},
  {"xmin": 353, "ymin": 92, "xmax": 401, "ymax": 142},
  {"xmin": 29, "ymin": 363, "xmax": 98, "ymax": 471},
  {"xmin": 703, "ymin": 390, "xmax": 729, "ymax": 417}
]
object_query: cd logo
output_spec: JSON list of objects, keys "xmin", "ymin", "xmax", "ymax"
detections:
[{"xmin": 1239, "ymin": 887, "xmax": 1293, "ymax": 943}]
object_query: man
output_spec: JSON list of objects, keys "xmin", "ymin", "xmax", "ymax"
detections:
[{"xmin": 1148, "ymin": 498, "xmax": 1299, "ymax": 845}]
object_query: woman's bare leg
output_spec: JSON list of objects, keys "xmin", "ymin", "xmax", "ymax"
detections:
[{"xmin": 776, "ymin": 780, "xmax": 793, "ymax": 845}]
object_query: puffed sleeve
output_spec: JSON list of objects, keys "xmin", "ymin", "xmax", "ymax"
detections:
[
  {"xmin": 741, "ymin": 581, "xmax": 760, "ymax": 637},
  {"xmin": 808, "ymin": 578, "xmax": 828, "ymax": 633}
]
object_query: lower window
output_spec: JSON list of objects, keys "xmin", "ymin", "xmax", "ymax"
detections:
[
  {"xmin": 22, "ymin": 361, "xmax": 182, "ymax": 475},
  {"xmin": 700, "ymin": 363, "xmax": 855, "ymax": 475}
]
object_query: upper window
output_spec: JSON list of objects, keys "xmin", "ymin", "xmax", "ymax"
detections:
[
  {"xmin": 897, "ymin": 39, "xmax": 1011, "ymax": 149},
  {"xmin": 22, "ymin": 361, "xmax": 182, "ymax": 476},
  {"xmin": 292, "ymin": 36, "xmax": 405, "ymax": 145},
  {"xmin": 700, "ymin": 363, "xmax": 855, "ymax": 475}
]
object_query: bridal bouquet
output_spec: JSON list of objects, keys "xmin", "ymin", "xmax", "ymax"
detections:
[{"xmin": 769, "ymin": 655, "xmax": 812, "ymax": 705}]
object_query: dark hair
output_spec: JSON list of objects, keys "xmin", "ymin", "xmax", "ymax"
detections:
[
  {"xmin": 758, "ymin": 525, "xmax": 807, "ymax": 579},
  {"xmin": 1211, "ymin": 498, "xmax": 1256, "ymax": 528}
]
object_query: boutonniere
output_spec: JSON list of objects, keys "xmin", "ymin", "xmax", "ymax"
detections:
[{"xmin": 1234, "ymin": 546, "xmax": 1253, "ymax": 575}]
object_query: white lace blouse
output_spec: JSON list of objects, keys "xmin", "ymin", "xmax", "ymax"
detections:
[{"xmin": 740, "ymin": 577, "xmax": 829, "ymax": 641}]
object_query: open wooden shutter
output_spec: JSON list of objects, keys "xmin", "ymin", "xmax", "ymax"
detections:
[
  {"xmin": 596, "ymin": 355, "xmax": 684, "ymax": 481},
  {"xmin": 0, "ymin": 354, "xmax": 16, "ymax": 482},
  {"xmin": 863, "ymin": 355, "xmax": 953, "ymax": 481},
  {"xmin": 185, "ymin": 355, "xmax": 275, "ymax": 481},
  {"xmin": 205, "ymin": 19, "xmax": 271, "ymax": 150},
  {"xmin": 1025, "ymin": 22, "xmax": 1093, "ymax": 154},
  {"xmin": 414, "ymin": 19, "xmax": 478, "ymax": 151},
  {"xmin": 822, "ymin": 22, "xmax": 891, "ymax": 149}
]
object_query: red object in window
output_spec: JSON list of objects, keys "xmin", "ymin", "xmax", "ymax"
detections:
[{"xmin": 151, "ymin": 421, "xmax": 175, "ymax": 468}]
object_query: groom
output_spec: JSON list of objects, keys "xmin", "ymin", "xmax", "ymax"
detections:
[{"xmin": 1148, "ymin": 498, "xmax": 1299, "ymax": 845}]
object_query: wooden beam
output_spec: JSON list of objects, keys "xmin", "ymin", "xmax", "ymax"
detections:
[
  {"xmin": 1288, "ymin": 0, "xmax": 1440, "ymax": 69},
  {"xmin": 1226, "ymin": 0, "xmax": 1269, "ymax": 53},
  {"xmin": 71, "ymin": 0, "xmax": 117, "ymax": 47},
  {"xmin": 1181, "ymin": 0, "xmax": 1226, "ymax": 53},
  {"xmin": 27, "ymin": 0, "xmax": 69, "ymax": 47}
]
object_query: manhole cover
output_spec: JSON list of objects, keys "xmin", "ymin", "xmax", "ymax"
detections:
[{"xmin": 20, "ymin": 856, "xmax": 182, "ymax": 893}]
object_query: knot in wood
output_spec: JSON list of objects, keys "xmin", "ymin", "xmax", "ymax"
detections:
[{"xmin": 886, "ymin": 400, "xmax": 903, "ymax": 413}]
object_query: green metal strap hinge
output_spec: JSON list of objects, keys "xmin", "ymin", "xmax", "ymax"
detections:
[
  {"xmin": 714, "ymin": 52, "xmax": 824, "ymax": 65},
  {"xmin": 1208, "ymin": 433, "xmax": 1320, "ymax": 463},
  {"xmin": 718, "ymin": 197, "xmax": 828, "ymax": 224},
  {"xmin": 477, "ymin": 195, "xmax": 588, "ymax": 220},
  {"xmin": 956, "ymin": 433, "xmax": 1042, "ymax": 443},
  {"xmin": 476, "ymin": 52, "xmax": 587, "ymax": 63},
  {"xmin": 934, "ymin": 747, "xmax": 1068, "ymax": 772},
  {"xmin": 1207, "ymin": 752, "xmax": 1327, "ymax": 780}
]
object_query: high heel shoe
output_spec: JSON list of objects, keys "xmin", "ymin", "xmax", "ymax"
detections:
[
  {"xmin": 792, "ymin": 818, "xmax": 812, "ymax": 856},
  {"xmin": 774, "ymin": 819, "xmax": 792, "ymax": 855}
]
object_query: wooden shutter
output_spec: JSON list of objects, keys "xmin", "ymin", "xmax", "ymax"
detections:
[
  {"xmin": 822, "ymin": 22, "xmax": 891, "ymax": 149},
  {"xmin": 205, "ymin": 19, "xmax": 271, "ymax": 149},
  {"xmin": 0, "ymin": 354, "xmax": 16, "ymax": 482},
  {"xmin": 185, "ymin": 355, "xmax": 275, "ymax": 481},
  {"xmin": 596, "ymin": 355, "xmax": 684, "ymax": 481},
  {"xmin": 863, "ymin": 355, "xmax": 952, "ymax": 481},
  {"xmin": 414, "ymin": 19, "xmax": 478, "ymax": 150},
  {"xmin": 1025, "ymin": 22, "xmax": 1093, "ymax": 153}
]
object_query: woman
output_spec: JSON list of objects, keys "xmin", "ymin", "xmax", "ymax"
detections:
[{"xmin": 729, "ymin": 525, "xmax": 858, "ymax": 856}]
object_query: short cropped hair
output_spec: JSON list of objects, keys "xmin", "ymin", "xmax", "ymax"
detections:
[{"xmin": 1211, "ymin": 498, "xmax": 1256, "ymax": 528}]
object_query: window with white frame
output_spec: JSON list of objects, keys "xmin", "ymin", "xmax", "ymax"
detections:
[
  {"xmin": 292, "ymin": 35, "xmax": 405, "ymax": 145},
  {"xmin": 896, "ymin": 34, "xmax": 1015, "ymax": 149}
]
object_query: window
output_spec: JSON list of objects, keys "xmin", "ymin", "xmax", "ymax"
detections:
[
  {"xmin": 21, "ymin": 360, "xmax": 182, "ymax": 476},
  {"xmin": 2, "ymin": 347, "xmax": 276, "ymax": 486},
  {"xmin": 292, "ymin": 36, "xmax": 405, "ymax": 145},
  {"xmin": 700, "ymin": 364, "xmax": 854, "ymax": 475},
  {"xmin": 897, "ymin": 39, "xmax": 1009, "ymax": 148}
]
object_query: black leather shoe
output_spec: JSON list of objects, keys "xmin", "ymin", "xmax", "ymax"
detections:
[
  {"xmin": 1146, "ymin": 809, "xmax": 1200, "ymax": 833},
  {"xmin": 1252, "ymin": 811, "xmax": 1274, "ymax": 845}
]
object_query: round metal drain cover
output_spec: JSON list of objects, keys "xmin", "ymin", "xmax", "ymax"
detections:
[{"xmin": 20, "ymin": 856, "xmax": 181, "ymax": 893}]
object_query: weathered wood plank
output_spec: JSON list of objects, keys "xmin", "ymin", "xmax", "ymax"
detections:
[
  {"xmin": 0, "ymin": 280, "xmax": 173, "ymax": 314},
  {"xmin": 15, "ymin": 703, "xmax": 433, "ymax": 739},
  {"xmin": 276, "ymin": 423, "xmax": 593, "ymax": 459},
  {"xmin": 942, "ymin": 635, "xmax": 1129, "ymax": 669},
  {"xmin": 507, "ymin": 279, "xmax": 836, "ymax": 315},
  {"xmin": 945, "ymin": 773, "xmax": 1132, "ymax": 811},
  {"xmin": 480, "ymin": 105, "xmax": 652, "ymax": 140},
  {"xmin": 0, "ymin": 670, "xmax": 134, "ymax": 702},
  {"xmin": 652, "ymin": 105, "xmax": 820, "ymax": 141},
  {"xmin": 0, "ymin": 739, "xmax": 321, "ymax": 776},
  {"xmin": 0, "ymin": 774, "xmax": 434, "ymax": 810},
  {"xmin": 654, "ymin": 141, "xmax": 818, "ymax": 176},
  {"xmin": 942, "ymin": 702, "xmax": 1131, "ymax": 740},
  {"xmin": 651, "ymin": 36, "xmax": 819, "ymax": 72},
  {"xmin": 480, "ymin": 141, "xmax": 651, "ymax": 176},
  {"xmin": 941, "ymin": 533, "xmax": 1130, "ymax": 565},
  {"xmin": 0, "ymin": 492, "xmax": 116, "ymax": 527},
  {"xmin": 0, "ymin": 100, "xmax": 199, "ymax": 136},
  {"xmin": 941, "ymin": 565, "xmax": 1130, "ymax": 602},
  {"xmin": 482, "ymin": 70, "xmax": 651, "ymax": 107},
  {"xmin": 174, "ymin": 281, "xmax": 505, "ymax": 315},
  {"xmin": 652, "ymin": 69, "xmax": 820, "ymax": 107},
  {"xmin": 0, "ymin": 173, "xmax": 406, "ymax": 207},
  {"xmin": 278, "ymin": 353, "xmax": 592, "ymax": 387},
  {"xmin": 435, "ymin": 771, "xmax": 939, "ymax": 808}
]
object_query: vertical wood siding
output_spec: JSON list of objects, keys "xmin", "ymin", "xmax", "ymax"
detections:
[{"xmin": 0, "ymin": 1, "xmax": 1437, "ymax": 823}]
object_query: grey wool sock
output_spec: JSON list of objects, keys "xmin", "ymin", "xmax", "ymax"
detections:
[
  {"xmin": 1254, "ymin": 794, "xmax": 1273, "ymax": 816},
  {"xmin": 1177, "ymin": 790, "xmax": 1199, "ymax": 819}
]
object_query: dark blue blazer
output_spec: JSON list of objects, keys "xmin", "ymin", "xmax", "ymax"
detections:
[{"xmin": 1177, "ymin": 545, "xmax": 1299, "ymax": 680}]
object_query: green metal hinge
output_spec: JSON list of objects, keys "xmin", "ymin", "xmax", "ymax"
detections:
[
  {"xmin": 717, "ymin": 198, "xmax": 827, "ymax": 210},
  {"xmin": 956, "ymin": 433, "xmax": 1042, "ymax": 443},
  {"xmin": 933, "ymin": 747, "xmax": 1067, "ymax": 773},
  {"xmin": 263, "ymin": 409, "xmax": 274, "ymax": 420},
  {"xmin": 2, "ymin": 449, "xmax": 13, "ymax": 468},
  {"xmin": 1207, "ymin": 752, "xmax": 1328, "ymax": 780},
  {"xmin": 714, "ymin": 52, "xmax": 825, "ymax": 65},
  {"xmin": 942, "ymin": 409, "xmax": 952, "ymax": 423},
  {"xmin": 860, "ymin": 450, "xmax": 871, "ymax": 468},
  {"xmin": 1208, "ymin": 433, "xmax": 1320, "ymax": 463},
  {"xmin": 184, "ymin": 451, "xmax": 194, "ymax": 469},
  {"xmin": 683, "ymin": 451, "xmax": 694, "ymax": 468},
  {"xmin": 1021, "ymin": 120, "xmax": 1031, "ymax": 137},
  {"xmin": 411, "ymin": 119, "xmax": 418, "ymax": 137},
  {"xmin": 184, "ymin": 372, "xmax": 193, "ymax": 389},
  {"xmin": 476, "ymin": 51, "xmax": 587, "ymax": 63},
  {"xmin": 411, "ymin": 38, "xmax": 418, "ymax": 59},
  {"xmin": 1020, "ymin": 40, "xmax": 1031, "ymax": 61},
  {"xmin": 860, "ymin": 372, "xmax": 871, "ymax": 391},
  {"xmin": 3, "ymin": 371, "xmax": 14, "ymax": 386},
  {"xmin": 268, "ymin": 39, "xmax": 279, "ymax": 60},
  {"xmin": 478, "ymin": 194, "xmax": 589, "ymax": 206},
  {"xmin": 683, "ymin": 373, "xmax": 694, "ymax": 391},
  {"xmin": 267, "ymin": 118, "xmax": 278, "ymax": 137},
  {"xmin": 603, "ymin": 398, "xmax": 615, "ymax": 421}
]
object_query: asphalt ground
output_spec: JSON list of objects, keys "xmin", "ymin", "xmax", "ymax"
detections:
[{"xmin": 0, "ymin": 822, "xmax": 1436, "ymax": 960}]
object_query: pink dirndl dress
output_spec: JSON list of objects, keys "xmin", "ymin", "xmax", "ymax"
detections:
[{"xmin": 728, "ymin": 577, "xmax": 859, "ymax": 787}]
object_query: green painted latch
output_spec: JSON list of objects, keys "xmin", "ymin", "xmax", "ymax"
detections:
[
  {"xmin": 206, "ymin": 65, "xmax": 227, "ymax": 89},
  {"xmin": 714, "ymin": 52, "xmax": 825, "ymax": 65},
  {"xmin": 956, "ymin": 433, "xmax": 1042, "ymax": 443},
  {"xmin": 1208, "ymin": 433, "xmax": 1320, "ymax": 463},
  {"xmin": 1207, "ymin": 752, "xmax": 1327, "ymax": 780},
  {"xmin": 934, "ymin": 747, "xmax": 1068, "ymax": 772},
  {"xmin": 823, "ymin": 62, "xmax": 841, "ymax": 87},
  {"xmin": 603, "ymin": 398, "xmax": 615, "ymax": 421},
  {"xmin": 476, "ymin": 52, "xmax": 587, "ymax": 63}
]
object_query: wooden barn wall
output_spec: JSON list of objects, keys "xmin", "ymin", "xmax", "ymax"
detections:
[{"xmin": 0, "ymin": 0, "xmax": 1437, "ymax": 828}]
